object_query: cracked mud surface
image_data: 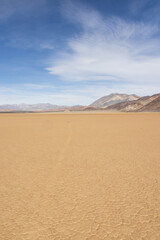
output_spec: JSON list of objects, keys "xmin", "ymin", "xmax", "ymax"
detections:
[{"xmin": 0, "ymin": 113, "xmax": 160, "ymax": 240}]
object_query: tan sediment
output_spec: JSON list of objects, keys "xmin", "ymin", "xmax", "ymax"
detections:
[{"xmin": 0, "ymin": 113, "xmax": 160, "ymax": 240}]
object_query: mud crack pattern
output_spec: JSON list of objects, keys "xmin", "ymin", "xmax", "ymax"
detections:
[{"xmin": 0, "ymin": 113, "xmax": 160, "ymax": 239}]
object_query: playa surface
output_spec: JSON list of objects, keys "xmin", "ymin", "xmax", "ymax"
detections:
[{"xmin": 0, "ymin": 113, "xmax": 160, "ymax": 240}]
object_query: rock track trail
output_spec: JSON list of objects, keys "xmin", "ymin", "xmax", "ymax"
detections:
[
  {"xmin": 58, "ymin": 121, "xmax": 73, "ymax": 163},
  {"xmin": 0, "ymin": 113, "xmax": 160, "ymax": 240}
]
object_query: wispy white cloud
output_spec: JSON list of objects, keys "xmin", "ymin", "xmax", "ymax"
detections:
[
  {"xmin": 6, "ymin": 36, "xmax": 55, "ymax": 50},
  {"xmin": 130, "ymin": 0, "xmax": 151, "ymax": 15},
  {"xmin": 46, "ymin": 1, "xmax": 160, "ymax": 86},
  {"xmin": 0, "ymin": 84, "xmax": 92, "ymax": 105},
  {"xmin": 21, "ymin": 83, "xmax": 56, "ymax": 90},
  {"xmin": 0, "ymin": 0, "xmax": 56, "ymax": 51},
  {"xmin": 0, "ymin": 0, "xmax": 48, "ymax": 21},
  {"xmin": 0, "ymin": 82, "xmax": 159, "ymax": 105}
]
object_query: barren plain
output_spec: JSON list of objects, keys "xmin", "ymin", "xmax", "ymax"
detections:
[{"xmin": 0, "ymin": 113, "xmax": 160, "ymax": 240}]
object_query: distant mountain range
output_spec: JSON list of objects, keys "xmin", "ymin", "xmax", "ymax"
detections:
[
  {"xmin": 0, "ymin": 103, "xmax": 67, "ymax": 111},
  {"xmin": 0, "ymin": 103, "xmax": 85, "ymax": 112},
  {"xmin": 0, "ymin": 93, "xmax": 160, "ymax": 112}
]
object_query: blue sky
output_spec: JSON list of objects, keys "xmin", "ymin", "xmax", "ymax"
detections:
[{"xmin": 0, "ymin": 0, "xmax": 160, "ymax": 105}]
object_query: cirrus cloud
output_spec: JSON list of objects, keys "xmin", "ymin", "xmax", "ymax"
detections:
[{"xmin": 46, "ymin": 1, "xmax": 160, "ymax": 86}]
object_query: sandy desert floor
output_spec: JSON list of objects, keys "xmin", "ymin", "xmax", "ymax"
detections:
[{"xmin": 0, "ymin": 113, "xmax": 160, "ymax": 240}]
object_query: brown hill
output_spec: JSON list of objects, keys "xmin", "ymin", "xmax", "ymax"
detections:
[
  {"xmin": 83, "ymin": 106, "xmax": 101, "ymax": 111},
  {"xmin": 105, "ymin": 93, "xmax": 160, "ymax": 112},
  {"xmin": 90, "ymin": 93, "xmax": 139, "ymax": 108},
  {"xmin": 139, "ymin": 94, "xmax": 160, "ymax": 112}
]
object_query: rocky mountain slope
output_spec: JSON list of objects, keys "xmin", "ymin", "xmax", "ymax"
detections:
[
  {"xmin": 105, "ymin": 93, "xmax": 160, "ymax": 112},
  {"xmin": 90, "ymin": 93, "xmax": 139, "ymax": 108}
]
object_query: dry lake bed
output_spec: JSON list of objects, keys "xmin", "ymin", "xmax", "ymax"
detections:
[{"xmin": 0, "ymin": 113, "xmax": 160, "ymax": 240}]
